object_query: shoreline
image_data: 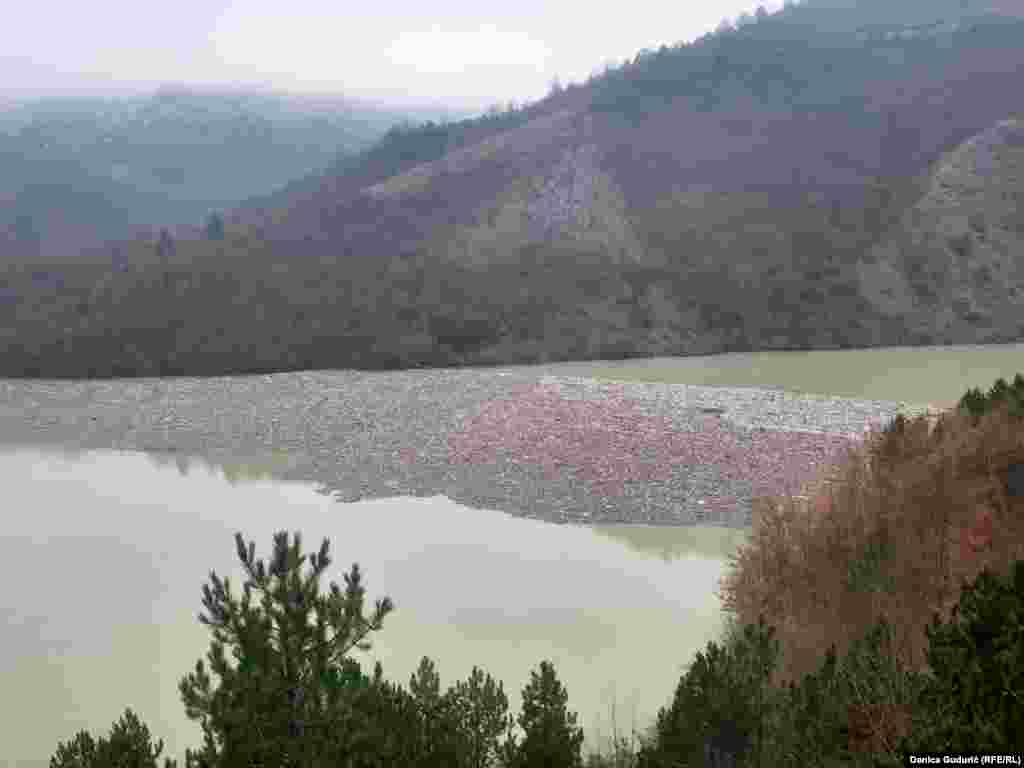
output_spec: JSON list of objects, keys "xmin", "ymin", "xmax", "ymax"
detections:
[{"xmin": 0, "ymin": 367, "xmax": 938, "ymax": 527}]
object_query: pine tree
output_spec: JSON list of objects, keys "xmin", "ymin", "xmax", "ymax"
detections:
[
  {"xmin": 503, "ymin": 660, "xmax": 584, "ymax": 768},
  {"xmin": 449, "ymin": 665, "xmax": 514, "ymax": 768},
  {"xmin": 176, "ymin": 530, "xmax": 394, "ymax": 767},
  {"xmin": 49, "ymin": 707, "xmax": 178, "ymax": 768},
  {"xmin": 409, "ymin": 656, "xmax": 463, "ymax": 766}
]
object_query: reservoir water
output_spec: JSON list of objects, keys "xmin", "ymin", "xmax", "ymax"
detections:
[
  {"xmin": 528, "ymin": 342, "xmax": 1024, "ymax": 406},
  {"xmin": 1, "ymin": 447, "xmax": 748, "ymax": 767}
]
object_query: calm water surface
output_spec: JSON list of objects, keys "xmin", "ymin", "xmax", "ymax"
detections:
[
  {"xmin": 2, "ymin": 447, "xmax": 749, "ymax": 767},
  {"xmin": 531, "ymin": 342, "xmax": 1024, "ymax": 405}
]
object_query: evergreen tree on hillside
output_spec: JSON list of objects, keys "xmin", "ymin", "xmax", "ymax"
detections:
[
  {"xmin": 176, "ymin": 530, "xmax": 395, "ymax": 767},
  {"xmin": 408, "ymin": 656, "xmax": 464, "ymax": 766},
  {"xmin": 12, "ymin": 212, "xmax": 42, "ymax": 257},
  {"xmin": 898, "ymin": 560, "xmax": 1024, "ymax": 753},
  {"xmin": 502, "ymin": 660, "xmax": 585, "ymax": 768},
  {"xmin": 157, "ymin": 228, "xmax": 176, "ymax": 261},
  {"xmin": 49, "ymin": 708, "xmax": 178, "ymax": 768},
  {"xmin": 204, "ymin": 211, "xmax": 225, "ymax": 241},
  {"xmin": 637, "ymin": 616, "xmax": 780, "ymax": 768},
  {"xmin": 449, "ymin": 666, "xmax": 514, "ymax": 768}
]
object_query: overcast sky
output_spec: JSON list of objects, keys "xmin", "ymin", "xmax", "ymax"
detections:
[{"xmin": 2, "ymin": 1, "xmax": 784, "ymax": 112}]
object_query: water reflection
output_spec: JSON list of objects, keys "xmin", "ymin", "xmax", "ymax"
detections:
[
  {"xmin": 146, "ymin": 453, "xmax": 754, "ymax": 563},
  {"xmin": 145, "ymin": 447, "xmax": 296, "ymax": 484},
  {"xmin": 1, "ymin": 447, "xmax": 749, "ymax": 767},
  {"xmin": 591, "ymin": 523, "xmax": 750, "ymax": 563}
]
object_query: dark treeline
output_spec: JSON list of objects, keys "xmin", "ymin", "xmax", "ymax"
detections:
[
  {"xmin": 0, "ymin": 162, "xmax": 939, "ymax": 381},
  {"xmin": 0, "ymin": 224, "xmax": 923, "ymax": 380}
]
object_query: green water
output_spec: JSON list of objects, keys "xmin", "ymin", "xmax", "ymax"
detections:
[
  {"xmin": 1, "ymin": 448, "xmax": 749, "ymax": 767},
  {"xmin": 525, "ymin": 342, "xmax": 1024, "ymax": 406}
]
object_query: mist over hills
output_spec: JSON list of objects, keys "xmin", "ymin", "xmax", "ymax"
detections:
[
  {"xmin": 0, "ymin": 86, "xmax": 464, "ymax": 261},
  {"xmin": 2, "ymin": 0, "xmax": 1023, "ymax": 378}
]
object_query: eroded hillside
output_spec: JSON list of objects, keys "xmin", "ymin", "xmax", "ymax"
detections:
[{"xmin": 859, "ymin": 116, "xmax": 1024, "ymax": 342}]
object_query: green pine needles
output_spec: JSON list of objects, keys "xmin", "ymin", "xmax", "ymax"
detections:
[{"xmin": 958, "ymin": 373, "xmax": 1024, "ymax": 423}]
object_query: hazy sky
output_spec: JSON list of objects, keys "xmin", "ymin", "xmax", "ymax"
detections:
[{"xmin": 2, "ymin": 1, "xmax": 784, "ymax": 112}]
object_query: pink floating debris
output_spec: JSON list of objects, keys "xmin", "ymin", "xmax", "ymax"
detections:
[{"xmin": 446, "ymin": 383, "xmax": 861, "ymax": 507}]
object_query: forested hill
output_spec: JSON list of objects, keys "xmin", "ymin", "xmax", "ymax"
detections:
[
  {"xmin": 232, "ymin": 0, "xmax": 1022, "ymax": 238},
  {"xmin": 3, "ymin": 0, "xmax": 1023, "ymax": 379}
]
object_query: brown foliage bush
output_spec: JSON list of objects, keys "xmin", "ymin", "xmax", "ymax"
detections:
[{"xmin": 716, "ymin": 397, "xmax": 1024, "ymax": 742}]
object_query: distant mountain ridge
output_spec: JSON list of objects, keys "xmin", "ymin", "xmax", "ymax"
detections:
[{"xmin": 0, "ymin": 86, "xmax": 459, "ymax": 261}]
